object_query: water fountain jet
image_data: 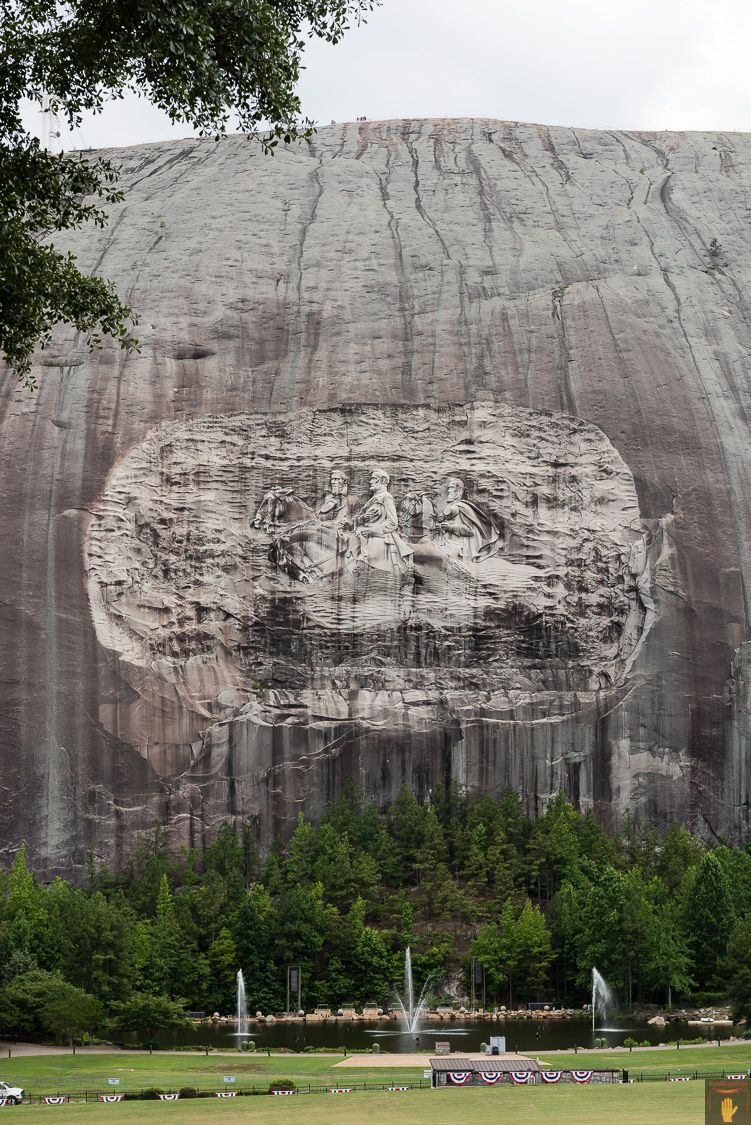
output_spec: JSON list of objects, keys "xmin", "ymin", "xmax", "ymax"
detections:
[
  {"xmin": 236, "ymin": 969, "xmax": 248, "ymax": 1036},
  {"xmin": 591, "ymin": 967, "xmax": 616, "ymax": 1034},
  {"xmin": 394, "ymin": 947, "xmax": 433, "ymax": 1033}
]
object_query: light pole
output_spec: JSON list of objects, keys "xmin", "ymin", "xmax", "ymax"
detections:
[{"xmin": 287, "ymin": 966, "xmax": 301, "ymax": 1015}]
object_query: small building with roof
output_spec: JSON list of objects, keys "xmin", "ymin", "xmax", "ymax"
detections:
[{"xmin": 429, "ymin": 1058, "xmax": 618, "ymax": 1087}]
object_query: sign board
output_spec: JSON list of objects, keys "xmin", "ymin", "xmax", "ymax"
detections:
[
  {"xmin": 423, "ymin": 1070, "xmax": 431, "ymax": 1078},
  {"xmin": 223, "ymin": 1076, "xmax": 235, "ymax": 1084},
  {"xmin": 107, "ymin": 1079, "xmax": 120, "ymax": 1086},
  {"xmin": 435, "ymin": 1041, "xmax": 451, "ymax": 1055},
  {"xmin": 706, "ymin": 1079, "xmax": 751, "ymax": 1124},
  {"xmin": 289, "ymin": 969, "xmax": 299, "ymax": 993}
]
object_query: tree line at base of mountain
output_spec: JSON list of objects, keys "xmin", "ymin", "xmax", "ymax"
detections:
[{"xmin": 1, "ymin": 783, "xmax": 750, "ymax": 1043}]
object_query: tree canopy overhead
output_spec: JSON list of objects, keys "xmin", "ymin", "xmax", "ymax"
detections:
[{"xmin": 0, "ymin": 0, "xmax": 376, "ymax": 386}]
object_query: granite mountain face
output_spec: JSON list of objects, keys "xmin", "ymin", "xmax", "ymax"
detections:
[{"xmin": 1, "ymin": 118, "xmax": 750, "ymax": 873}]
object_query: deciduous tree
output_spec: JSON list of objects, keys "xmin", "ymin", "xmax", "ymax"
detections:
[{"xmin": 1, "ymin": 0, "xmax": 376, "ymax": 384}]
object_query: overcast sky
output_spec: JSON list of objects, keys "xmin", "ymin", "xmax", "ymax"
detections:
[{"xmin": 27, "ymin": 0, "xmax": 751, "ymax": 150}]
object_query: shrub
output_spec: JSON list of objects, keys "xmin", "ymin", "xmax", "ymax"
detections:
[
  {"xmin": 140, "ymin": 1040, "xmax": 161, "ymax": 1051},
  {"xmin": 247, "ymin": 1041, "xmax": 255, "ymax": 1051},
  {"xmin": 623, "ymin": 1037, "xmax": 638, "ymax": 1049},
  {"xmin": 371, "ymin": 1043, "xmax": 380, "ymax": 1054},
  {"xmin": 480, "ymin": 1042, "xmax": 488, "ymax": 1052},
  {"xmin": 269, "ymin": 1080, "xmax": 295, "ymax": 1092},
  {"xmin": 141, "ymin": 1088, "xmax": 165, "ymax": 1100},
  {"xmin": 178, "ymin": 1087, "xmax": 198, "ymax": 1098},
  {"xmin": 640, "ymin": 1040, "xmax": 650, "ymax": 1047}
]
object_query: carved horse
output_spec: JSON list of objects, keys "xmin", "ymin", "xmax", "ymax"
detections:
[
  {"xmin": 270, "ymin": 523, "xmax": 350, "ymax": 583},
  {"xmin": 252, "ymin": 488, "xmax": 315, "ymax": 533}
]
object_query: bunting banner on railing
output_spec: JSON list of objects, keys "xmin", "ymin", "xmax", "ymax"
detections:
[
  {"xmin": 571, "ymin": 1071, "xmax": 593, "ymax": 1084},
  {"xmin": 0, "ymin": 1100, "xmax": 8, "ymax": 1107},
  {"xmin": 216, "ymin": 1092, "xmax": 237, "ymax": 1097},
  {"xmin": 669, "ymin": 1077, "xmax": 691, "ymax": 1082},
  {"xmin": 447, "ymin": 1073, "xmax": 472, "ymax": 1086},
  {"xmin": 272, "ymin": 1090, "xmax": 295, "ymax": 1095},
  {"xmin": 479, "ymin": 1072, "xmax": 502, "ymax": 1085},
  {"xmin": 157, "ymin": 1094, "xmax": 179, "ymax": 1100},
  {"xmin": 43, "ymin": 1097, "xmax": 67, "ymax": 1104},
  {"xmin": 387, "ymin": 1086, "xmax": 409, "ymax": 1091},
  {"xmin": 100, "ymin": 1095, "xmax": 123, "ymax": 1102},
  {"xmin": 511, "ymin": 1072, "xmax": 535, "ymax": 1085},
  {"xmin": 329, "ymin": 1088, "xmax": 353, "ymax": 1094},
  {"xmin": 541, "ymin": 1071, "xmax": 563, "ymax": 1083}
]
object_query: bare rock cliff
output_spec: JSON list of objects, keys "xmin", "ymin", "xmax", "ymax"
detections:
[{"xmin": 2, "ymin": 118, "xmax": 751, "ymax": 872}]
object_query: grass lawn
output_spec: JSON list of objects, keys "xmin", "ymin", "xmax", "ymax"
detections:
[
  {"xmin": 1, "ymin": 1042, "xmax": 750, "ymax": 1093},
  {"xmin": 3, "ymin": 1084, "xmax": 704, "ymax": 1125},
  {"xmin": 0, "ymin": 1053, "xmax": 428, "ymax": 1093},
  {"xmin": 538, "ymin": 1042, "xmax": 751, "ymax": 1074}
]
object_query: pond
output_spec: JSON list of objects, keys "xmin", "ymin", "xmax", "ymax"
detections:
[{"xmin": 118, "ymin": 1015, "xmax": 744, "ymax": 1055}]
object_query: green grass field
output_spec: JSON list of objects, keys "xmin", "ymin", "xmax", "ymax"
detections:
[
  {"xmin": 1, "ymin": 1043, "xmax": 749, "ymax": 1094},
  {"xmin": 0, "ymin": 1053, "xmax": 429, "ymax": 1093},
  {"xmin": 538, "ymin": 1042, "xmax": 751, "ymax": 1073},
  {"xmin": 0, "ymin": 1084, "xmax": 705, "ymax": 1125}
]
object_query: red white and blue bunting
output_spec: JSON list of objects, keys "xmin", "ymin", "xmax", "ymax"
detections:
[
  {"xmin": 727, "ymin": 1076, "xmax": 746, "ymax": 1080},
  {"xmin": 541, "ymin": 1071, "xmax": 563, "ymax": 1084},
  {"xmin": 387, "ymin": 1086, "xmax": 409, "ymax": 1091},
  {"xmin": 511, "ymin": 1072, "xmax": 535, "ymax": 1085},
  {"xmin": 479, "ymin": 1072, "xmax": 502, "ymax": 1085},
  {"xmin": 157, "ymin": 1094, "xmax": 179, "ymax": 1100},
  {"xmin": 571, "ymin": 1071, "xmax": 593, "ymax": 1084},
  {"xmin": 101, "ymin": 1095, "xmax": 123, "ymax": 1102},
  {"xmin": 43, "ymin": 1098, "xmax": 67, "ymax": 1104},
  {"xmin": 272, "ymin": 1091, "xmax": 295, "ymax": 1095},
  {"xmin": 447, "ymin": 1072, "xmax": 472, "ymax": 1086},
  {"xmin": 216, "ymin": 1092, "xmax": 237, "ymax": 1097},
  {"xmin": 329, "ymin": 1088, "xmax": 352, "ymax": 1094},
  {"xmin": 669, "ymin": 1077, "xmax": 691, "ymax": 1082}
]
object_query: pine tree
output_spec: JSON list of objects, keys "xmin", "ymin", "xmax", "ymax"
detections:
[
  {"xmin": 577, "ymin": 866, "xmax": 629, "ymax": 996},
  {"xmin": 684, "ymin": 852, "xmax": 736, "ymax": 988},
  {"xmin": 646, "ymin": 903, "xmax": 694, "ymax": 1009},
  {"xmin": 723, "ymin": 914, "xmax": 751, "ymax": 1023},
  {"xmin": 515, "ymin": 899, "xmax": 554, "ymax": 1001}
]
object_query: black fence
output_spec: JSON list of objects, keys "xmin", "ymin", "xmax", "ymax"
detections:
[
  {"xmin": 627, "ymin": 1069, "xmax": 751, "ymax": 1083},
  {"xmin": 18, "ymin": 1068, "xmax": 751, "ymax": 1103},
  {"xmin": 23, "ymin": 1081, "xmax": 434, "ymax": 1103}
]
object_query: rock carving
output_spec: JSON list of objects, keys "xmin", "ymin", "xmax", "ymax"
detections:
[
  {"xmin": 398, "ymin": 476, "xmax": 436, "ymax": 542},
  {"xmin": 316, "ymin": 470, "xmax": 360, "ymax": 526},
  {"xmin": 351, "ymin": 469, "xmax": 414, "ymax": 574},
  {"xmin": 435, "ymin": 477, "xmax": 501, "ymax": 562},
  {"xmin": 260, "ymin": 473, "xmax": 501, "ymax": 584},
  {"xmin": 84, "ymin": 402, "xmax": 655, "ymax": 778}
]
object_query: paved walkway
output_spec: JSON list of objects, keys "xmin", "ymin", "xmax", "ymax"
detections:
[
  {"xmin": 0, "ymin": 1044, "xmax": 118, "ymax": 1057},
  {"xmin": 539, "ymin": 1039, "xmax": 747, "ymax": 1055},
  {"xmin": 333, "ymin": 1053, "xmax": 527, "ymax": 1068}
]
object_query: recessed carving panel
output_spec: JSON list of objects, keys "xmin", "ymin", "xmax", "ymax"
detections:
[{"xmin": 84, "ymin": 403, "xmax": 652, "ymax": 769}]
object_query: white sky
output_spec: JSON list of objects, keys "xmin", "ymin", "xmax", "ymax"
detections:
[{"xmin": 24, "ymin": 0, "xmax": 751, "ymax": 149}]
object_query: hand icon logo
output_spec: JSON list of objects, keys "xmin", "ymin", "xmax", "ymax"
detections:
[{"xmin": 721, "ymin": 1096, "xmax": 738, "ymax": 1122}]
